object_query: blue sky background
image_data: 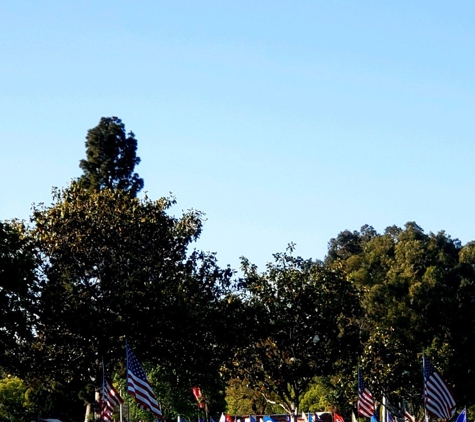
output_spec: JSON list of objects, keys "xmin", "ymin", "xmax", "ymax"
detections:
[{"xmin": 2, "ymin": 1, "xmax": 475, "ymax": 271}]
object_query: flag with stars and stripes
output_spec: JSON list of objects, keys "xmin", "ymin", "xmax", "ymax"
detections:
[
  {"xmin": 423, "ymin": 356, "xmax": 456, "ymax": 420},
  {"xmin": 126, "ymin": 344, "xmax": 162, "ymax": 419},
  {"xmin": 100, "ymin": 377, "xmax": 123, "ymax": 422}
]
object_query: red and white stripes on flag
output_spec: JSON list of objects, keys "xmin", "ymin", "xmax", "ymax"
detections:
[
  {"xmin": 357, "ymin": 370, "xmax": 374, "ymax": 418},
  {"xmin": 126, "ymin": 344, "xmax": 162, "ymax": 419},
  {"xmin": 100, "ymin": 378, "xmax": 123, "ymax": 422},
  {"xmin": 423, "ymin": 356, "xmax": 456, "ymax": 420}
]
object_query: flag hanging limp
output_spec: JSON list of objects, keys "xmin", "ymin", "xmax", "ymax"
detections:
[
  {"xmin": 192, "ymin": 386, "xmax": 205, "ymax": 408},
  {"xmin": 357, "ymin": 370, "xmax": 374, "ymax": 418}
]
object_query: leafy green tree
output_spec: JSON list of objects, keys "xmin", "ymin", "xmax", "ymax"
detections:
[
  {"xmin": 300, "ymin": 377, "xmax": 340, "ymax": 413},
  {"xmin": 225, "ymin": 378, "xmax": 282, "ymax": 415},
  {"xmin": 0, "ymin": 221, "xmax": 37, "ymax": 376},
  {"xmin": 79, "ymin": 116, "xmax": 144, "ymax": 196},
  {"xmin": 231, "ymin": 247, "xmax": 361, "ymax": 418},
  {"xmin": 30, "ymin": 183, "xmax": 235, "ymax": 419},
  {"xmin": 0, "ymin": 375, "xmax": 34, "ymax": 422},
  {"xmin": 326, "ymin": 223, "xmax": 475, "ymax": 415}
]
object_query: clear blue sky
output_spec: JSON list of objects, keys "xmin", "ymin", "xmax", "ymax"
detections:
[{"xmin": 2, "ymin": 1, "xmax": 475, "ymax": 271}]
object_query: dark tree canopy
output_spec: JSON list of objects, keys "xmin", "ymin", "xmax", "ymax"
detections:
[
  {"xmin": 0, "ymin": 221, "xmax": 37, "ymax": 376},
  {"xmin": 79, "ymin": 116, "xmax": 144, "ymax": 196}
]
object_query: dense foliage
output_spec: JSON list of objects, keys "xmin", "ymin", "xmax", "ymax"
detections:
[
  {"xmin": 326, "ymin": 223, "xmax": 475, "ymax": 419},
  {"xmin": 0, "ymin": 221, "xmax": 37, "ymax": 376},
  {"xmin": 229, "ymin": 248, "xmax": 361, "ymax": 417}
]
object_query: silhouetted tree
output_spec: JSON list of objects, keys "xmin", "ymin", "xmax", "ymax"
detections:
[{"xmin": 79, "ymin": 116, "xmax": 144, "ymax": 196}]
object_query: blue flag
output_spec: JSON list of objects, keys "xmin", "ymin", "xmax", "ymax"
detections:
[
  {"xmin": 250, "ymin": 416, "xmax": 256, "ymax": 422},
  {"xmin": 264, "ymin": 416, "xmax": 277, "ymax": 422},
  {"xmin": 371, "ymin": 414, "xmax": 378, "ymax": 422},
  {"xmin": 456, "ymin": 409, "xmax": 467, "ymax": 422}
]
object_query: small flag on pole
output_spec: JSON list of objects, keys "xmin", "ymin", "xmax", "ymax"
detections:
[
  {"xmin": 126, "ymin": 343, "xmax": 162, "ymax": 419},
  {"xmin": 192, "ymin": 386, "xmax": 205, "ymax": 408},
  {"xmin": 358, "ymin": 370, "xmax": 374, "ymax": 418},
  {"xmin": 334, "ymin": 413, "xmax": 345, "ymax": 422},
  {"xmin": 423, "ymin": 356, "xmax": 456, "ymax": 420}
]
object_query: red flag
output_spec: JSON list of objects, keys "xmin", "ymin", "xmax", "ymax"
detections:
[
  {"xmin": 334, "ymin": 413, "xmax": 344, "ymax": 422},
  {"xmin": 226, "ymin": 415, "xmax": 234, "ymax": 422},
  {"xmin": 192, "ymin": 386, "xmax": 205, "ymax": 408}
]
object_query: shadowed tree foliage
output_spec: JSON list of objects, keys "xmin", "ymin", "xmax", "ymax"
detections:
[
  {"xmin": 0, "ymin": 221, "xmax": 37, "ymax": 377},
  {"xmin": 79, "ymin": 116, "xmax": 144, "ymax": 196}
]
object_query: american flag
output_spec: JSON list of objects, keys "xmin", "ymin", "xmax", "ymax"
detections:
[
  {"xmin": 423, "ymin": 356, "xmax": 456, "ymax": 420},
  {"xmin": 100, "ymin": 378, "xmax": 123, "ymax": 422},
  {"xmin": 126, "ymin": 344, "xmax": 162, "ymax": 418},
  {"xmin": 357, "ymin": 370, "xmax": 374, "ymax": 418}
]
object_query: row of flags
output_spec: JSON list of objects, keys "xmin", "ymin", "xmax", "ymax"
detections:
[
  {"xmin": 101, "ymin": 350, "xmax": 460, "ymax": 422},
  {"xmin": 357, "ymin": 356, "xmax": 457, "ymax": 421}
]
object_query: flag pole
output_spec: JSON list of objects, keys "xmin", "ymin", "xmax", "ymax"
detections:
[
  {"xmin": 422, "ymin": 351, "xmax": 427, "ymax": 422},
  {"xmin": 126, "ymin": 339, "xmax": 130, "ymax": 422},
  {"xmin": 119, "ymin": 388, "xmax": 123, "ymax": 422},
  {"xmin": 101, "ymin": 356, "xmax": 105, "ymax": 422}
]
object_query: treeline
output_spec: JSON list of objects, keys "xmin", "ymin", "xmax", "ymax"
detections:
[{"xmin": 1, "ymin": 117, "xmax": 475, "ymax": 422}]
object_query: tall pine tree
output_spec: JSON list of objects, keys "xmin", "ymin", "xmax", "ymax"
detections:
[{"xmin": 79, "ymin": 116, "xmax": 144, "ymax": 196}]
